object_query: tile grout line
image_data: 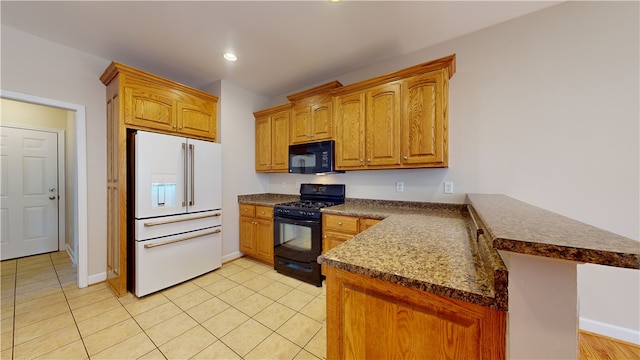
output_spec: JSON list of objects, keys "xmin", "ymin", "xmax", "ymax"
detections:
[{"xmin": 52, "ymin": 252, "xmax": 93, "ymax": 359}]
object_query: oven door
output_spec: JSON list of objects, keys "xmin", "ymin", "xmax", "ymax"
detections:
[{"xmin": 273, "ymin": 216, "xmax": 321, "ymax": 262}]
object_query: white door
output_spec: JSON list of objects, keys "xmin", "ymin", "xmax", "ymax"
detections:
[{"xmin": 1, "ymin": 126, "xmax": 59, "ymax": 260}]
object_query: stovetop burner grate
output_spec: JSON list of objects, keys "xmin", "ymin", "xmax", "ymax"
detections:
[{"xmin": 278, "ymin": 200, "xmax": 337, "ymax": 210}]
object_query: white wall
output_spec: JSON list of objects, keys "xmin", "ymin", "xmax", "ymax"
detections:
[
  {"xmin": 202, "ymin": 79, "xmax": 270, "ymax": 262},
  {"xmin": 266, "ymin": 1, "xmax": 640, "ymax": 341},
  {"xmin": 1, "ymin": 25, "xmax": 110, "ymax": 277}
]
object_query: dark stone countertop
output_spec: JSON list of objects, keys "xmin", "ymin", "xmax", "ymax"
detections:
[
  {"xmin": 237, "ymin": 193, "xmax": 299, "ymax": 207},
  {"xmin": 467, "ymin": 194, "xmax": 640, "ymax": 269},
  {"xmin": 319, "ymin": 199, "xmax": 508, "ymax": 311}
]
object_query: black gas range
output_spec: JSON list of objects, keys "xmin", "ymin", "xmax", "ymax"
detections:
[{"xmin": 273, "ymin": 183, "xmax": 345, "ymax": 286}]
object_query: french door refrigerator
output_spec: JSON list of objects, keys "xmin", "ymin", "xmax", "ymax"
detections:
[{"xmin": 132, "ymin": 130, "xmax": 222, "ymax": 297}]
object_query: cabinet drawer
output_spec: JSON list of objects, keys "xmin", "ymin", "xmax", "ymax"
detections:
[
  {"xmin": 255, "ymin": 206, "xmax": 273, "ymax": 219},
  {"xmin": 323, "ymin": 214, "xmax": 359, "ymax": 234},
  {"xmin": 239, "ymin": 204, "xmax": 255, "ymax": 217}
]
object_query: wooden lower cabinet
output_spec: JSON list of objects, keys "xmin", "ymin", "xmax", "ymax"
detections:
[
  {"xmin": 322, "ymin": 215, "xmax": 381, "ymax": 275},
  {"xmin": 239, "ymin": 204, "xmax": 274, "ymax": 265},
  {"xmin": 325, "ymin": 267, "xmax": 506, "ymax": 360}
]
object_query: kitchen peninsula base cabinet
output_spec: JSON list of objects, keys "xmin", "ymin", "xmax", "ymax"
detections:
[
  {"xmin": 239, "ymin": 204, "xmax": 274, "ymax": 265},
  {"xmin": 325, "ymin": 267, "xmax": 506, "ymax": 360}
]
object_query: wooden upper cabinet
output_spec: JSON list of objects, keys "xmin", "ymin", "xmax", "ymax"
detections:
[
  {"xmin": 101, "ymin": 61, "xmax": 218, "ymax": 142},
  {"xmin": 334, "ymin": 82, "xmax": 401, "ymax": 170},
  {"xmin": 366, "ymin": 82, "xmax": 401, "ymax": 167},
  {"xmin": 401, "ymin": 69, "xmax": 448, "ymax": 167},
  {"xmin": 176, "ymin": 93, "xmax": 217, "ymax": 140},
  {"xmin": 124, "ymin": 80, "xmax": 175, "ymax": 132},
  {"xmin": 334, "ymin": 91, "xmax": 366, "ymax": 169},
  {"xmin": 333, "ymin": 54, "xmax": 455, "ymax": 170},
  {"xmin": 287, "ymin": 81, "xmax": 342, "ymax": 144},
  {"xmin": 254, "ymin": 104, "xmax": 291, "ymax": 172}
]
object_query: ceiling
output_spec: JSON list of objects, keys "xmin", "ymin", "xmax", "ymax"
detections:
[{"xmin": 1, "ymin": 1, "xmax": 561, "ymax": 99}]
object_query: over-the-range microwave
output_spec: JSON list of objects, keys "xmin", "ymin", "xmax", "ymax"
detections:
[{"xmin": 288, "ymin": 140, "xmax": 344, "ymax": 175}]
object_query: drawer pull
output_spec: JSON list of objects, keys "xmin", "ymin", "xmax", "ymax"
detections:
[
  {"xmin": 144, "ymin": 229, "xmax": 221, "ymax": 249},
  {"xmin": 143, "ymin": 212, "xmax": 221, "ymax": 227}
]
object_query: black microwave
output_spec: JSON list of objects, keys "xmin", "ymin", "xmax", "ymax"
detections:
[{"xmin": 289, "ymin": 140, "xmax": 343, "ymax": 175}]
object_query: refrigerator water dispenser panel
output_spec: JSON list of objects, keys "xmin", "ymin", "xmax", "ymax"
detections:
[{"xmin": 150, "ymin": 174, "xmax": 177, "ymax": 208}]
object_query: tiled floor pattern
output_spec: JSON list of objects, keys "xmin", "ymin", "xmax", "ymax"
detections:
[{"xmin": 1, "ymin": 251, "xmax": 327, "ymax": 359}]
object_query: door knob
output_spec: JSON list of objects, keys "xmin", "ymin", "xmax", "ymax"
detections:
[
  {"xmin": 49, "ymin": 195, "xmax": 56, "ymax": 200},
  {"xmin": 49, "ymin": 187, "xmax": 56, "ymax": 192}
]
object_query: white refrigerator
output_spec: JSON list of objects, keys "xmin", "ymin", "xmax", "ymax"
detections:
[{"xmin": 133, "ymin": 130, "xmax": 222, "ymax": 297}]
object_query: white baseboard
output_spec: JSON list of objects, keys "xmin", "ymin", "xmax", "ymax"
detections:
[
  {"xmin": 222, "ymin": 251, "xmax": 243, "ymax": 264},
  {"xmin": 87, "ymin": 272, "xmax": 107, "ymax": 286},
  {"xmin": 65, "ymin": 243, "xmax": 77, "ymax": 265},
  {"xmin": 580, "ymin": 317, "xmax": 640, "ymax": 345}
]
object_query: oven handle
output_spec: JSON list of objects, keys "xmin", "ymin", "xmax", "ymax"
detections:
[{"xmin": 274, "ymin": 216, "xmax": 319, "ymax": 226}]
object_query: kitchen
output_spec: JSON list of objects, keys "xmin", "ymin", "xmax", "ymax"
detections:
[{"xmin": 1, "ymin": 1, "xmax": 638, "ymax": 359}]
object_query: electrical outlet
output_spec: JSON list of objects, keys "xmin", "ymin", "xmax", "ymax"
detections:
[
  {"xmin": 396, "ymin": 181, "xmax": 404, "ymax": 192},
  {"xmin": 444, "ymin": 181, "xmax": 454, "ymax": 194}
]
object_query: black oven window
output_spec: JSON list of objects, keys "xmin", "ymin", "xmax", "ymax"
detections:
[{"xmin": 279, "ymin": 223, "xmax": 312, "ymax": 251}]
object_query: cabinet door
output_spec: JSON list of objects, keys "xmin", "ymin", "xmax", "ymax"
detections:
[
  {"xmin": 401, "ymin": 69, "xmax": 447, "ymax": 167},
  {"xmin": 177, "ymin": 97, "xmax": 216, "ymax": 141},
  {"xmin": 310, "ymin": 101, "xmax": 332, "ymax": 141},
  {"xmin": 290, "ymin": 107, "xmax": 311, "ymax": 144},
  {"xmin": 106, "ymin": 86, "xmax": 127, "ymax": 296},
  {"xmin": 359, "ymin": 218, "xmax": 381, "ymax": 232},
  {"xmin": 239, "ymin": 216, "xmax": 257, "ymax": 255},
  {"xmin": 334, "ymin": 92, "xmax": 366, "ymax": 169},
  {"xmin": 255, "ymin": 115, "xmax": 272, "ymax": 172},
  {"xmin": 124, "ymin": 82, "xmax": 176, "ymax": 132},
  {"xmin": 366, "ymin": 82, "xmax": 401, "ymax": 167},
  {"xmin": 255, "ymin": 218, "xmax": 274, "ymax": 265},
  {"xmin": 271, "ymin": 110, "xmax": 290, "ymax": 172},
  {"xmin": 325, "ymin": 267, "xmax": 506, "ymax": 360}
]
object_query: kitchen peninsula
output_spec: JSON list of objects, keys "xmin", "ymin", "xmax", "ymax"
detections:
[{"xmin": 318, "ymin": 194, "xmax": 640, "ymax": 359}]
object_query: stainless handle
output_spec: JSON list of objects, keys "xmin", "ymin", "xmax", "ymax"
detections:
[
  {"xmin": 189, "ymin": 144, "xmax": 195, "ymax": 206},
  {"xmin": 143, "ymin": 212, "xmax": 222, "ymax": 227},
  {"xmin": 182, "ymin": 143, "xmax": 188, "ymax": 206},
  {"xmin": 49, "ymin": 195, "xmax": 56, "ymax": 200},
  {"xmin": 144, "ymin": 229, "xmax": 221, "ymax": 249}
]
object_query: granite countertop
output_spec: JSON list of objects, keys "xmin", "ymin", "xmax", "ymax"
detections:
[
  {"xmin": 319, "ymin": 199, "xmax": 508, "ymax": 311},
  {"xmin": 467, "ymin": 194, "xmax": 640, "ymax": 269},
  {"xmin": 237, "ymin": 193, "xmax": 299, "ymax": 207}
]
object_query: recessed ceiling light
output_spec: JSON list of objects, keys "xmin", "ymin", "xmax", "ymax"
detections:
[{"xmin": 223, "ymin": 53, "xmax": 237, "ymax": 62}]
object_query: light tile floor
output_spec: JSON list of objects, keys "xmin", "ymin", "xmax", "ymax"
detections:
[{"xmin": 1, "ymin": 251, "xmax": 326, "ymax": 359}]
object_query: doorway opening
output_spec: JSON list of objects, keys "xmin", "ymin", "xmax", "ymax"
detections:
[{"xmin": 1, "ymin": 89, "xmax": 89, "ymax": 288}]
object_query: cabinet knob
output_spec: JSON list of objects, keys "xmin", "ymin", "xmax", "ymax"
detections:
[
  {"xmin": 338, "ymin": 222, "xmax": 343, "ymax": 225},
  {"xmin": 403, "ymin": 156, "xmax": 408, "ymax": 160},
  {"xmin": 367, "ymin": 159, "xmax": 371, "ymax": 162},
  {"xmin": 359, "ymin": 159, "xmax": 363, "ymax": 162},
  {"xmin": 173, "ymin": 126, "xmax": 177, "ymax": 129}
]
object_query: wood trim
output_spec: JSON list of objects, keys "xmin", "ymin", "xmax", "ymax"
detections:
[
  {"xmin": 286, "ymin": 80, "xmax": 344, "ymax": 101},
  {"xmin": 332, "ymin": 54, "xmax": 455, "ymax": 95},
  {"xmin": 252, "ymin": 103, "xmax": 293, "ymax": 118},
  {"xmin": 99, "ymin": 61, "xmax": 219, "ymax": 103}
]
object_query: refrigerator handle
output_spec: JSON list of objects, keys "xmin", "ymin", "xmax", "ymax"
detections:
[
  {"xmin": 189, "ymin": 144, "xmax": 195, "ymax": 206},
  {"xmin": 182, "ymin": 143, "xmax": 188, "ymax": 207}
]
